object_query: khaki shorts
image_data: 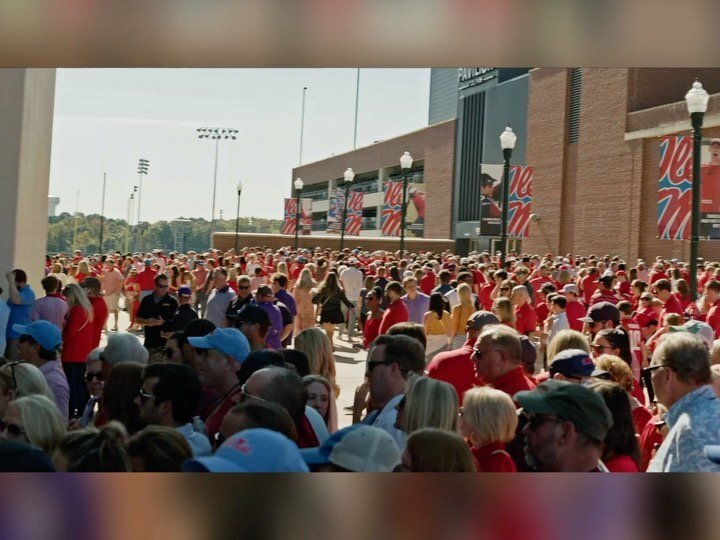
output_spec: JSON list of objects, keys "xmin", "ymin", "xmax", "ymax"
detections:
[{"xmin": 105, "ymin": 293, "xmax": 121, "ymax": 312}]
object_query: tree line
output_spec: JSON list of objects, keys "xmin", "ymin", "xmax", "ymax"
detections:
[{"xmin": 47, "ymin": 213, "xmax": 282, "ymax": 255}]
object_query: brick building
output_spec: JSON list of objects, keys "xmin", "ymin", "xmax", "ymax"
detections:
[{"xmin": 523, "ymin": 68, "xmax": 720, "ymax": 262}]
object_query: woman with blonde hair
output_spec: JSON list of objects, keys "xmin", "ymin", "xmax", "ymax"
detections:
[
  {"xmin": 450, "ymin": 283, "xmax": 475, "ymax": 349},
  {"xmin": 49, "ymin": 262, "xmax": 68, "ymax": 287},
  {"xmin": 1, "ymin": 394, "xmax": 66, "ymax": 454},
  {"xmin": 402, "ymin": 428, "xmax": 477, "ymax": 472},
  {"xmin": 292, "ymin": 267, "xmax": 317, "ymax": 334},
  {"xmin": 492, "ymin": 297, "xmax": 516, "ymax": 329},
  {"xmin": 545, "ymin": 328, "xmax": 590, "ymax": 363},
  {"xmin": 76, "ymin": 260, "xmax": 91, "ymax": 284},
  {"xmin": 295, "ymin": 328, "xmax": 339, "ymax": 396},
  {"xmin": 63, "ymin": 283, "xmax": 95, "ymax": 418},
  {"xmin": 396, "ymin": 377, "xmax": 458, "ymax": 435},
  {"xmin": 0, "ymin": 362, "xmax": 54, "ymax": 419},
  {"xmin": 302, "ymin": 374, "xmax": 339, "ymax": 433},
  {"xmin": 460, "ymin": 387, "xmax": 518, "ymax": 472}
]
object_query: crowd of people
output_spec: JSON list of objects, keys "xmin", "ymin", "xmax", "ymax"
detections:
[{"xmin": 1, "ymin": 246, "xmax": 719, "ymax": 472}]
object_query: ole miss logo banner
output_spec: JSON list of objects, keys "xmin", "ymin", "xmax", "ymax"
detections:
[
  {"xmin": 658, "ymin": 136, "xmax": 692, "ymax": 240},
  {"xmin": 345, "ymin": 191, "xmax": 364, "ymax": 236},
  {"xmin": 507, "ymin": 165, "xmax": 533, "ymax": 238},
  {"xmin": 282, "ymin": 198, "xmax": 313, "ymax": 235},
  {"xmin": 381, "ymin": 180, "xmax": 403, "ymax": 237},
  {"xmin": 326, "ymin": 188, "xmax": 344, "ymax": 234}
]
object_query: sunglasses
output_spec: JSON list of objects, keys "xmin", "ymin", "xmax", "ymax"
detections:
[
  {"xmin": 591, "ymin": 344, "xmax": 614, "ymax": 353},
  {"xmin": 6, "ymin": 361, "xmax": 28, "ymax": 390},
  {"xmin": 366, "ymin": 360, "xmax": 395, "ymax": 373},
  {"xmin": 240, "ymin": 384, "xmax": 265, "ymax": 403},
  {"xmin": 84, "ymin": 371, "xmax": 105, "ymax": 382},
  {"xmin": 138, "ymin": 388, "xmax": 154, "ymax": 404},
  {"xmin": 0, "ymin": 420, "xmax": 25, "ymax": 438},
  {"xmin": 500, "ymin": 287, "xmax": 510, "ymax": 291},
  {"xmin": 213, "ymin": 431, "xmax": 226, "ymax": 448},
  {"xmin": 522, "ymin": 412, "xmax": 564, "ymax": 431}
]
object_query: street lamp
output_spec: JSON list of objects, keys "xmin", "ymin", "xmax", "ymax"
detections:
[
  {"xmin": 340, "ymin": 167, "xmax": 355, "ymax": 251},
  {"xmin": 235, "ymin": 181, "xmax": 243, "ymax": 253},
  {"xmin": 685, "ymin": 80, "xmax": 710, "ymax": 300},
  {"xmin": 197, "ymin": 127, "xmax": 238, "ymax": 247},
  {"xmin": 499, "ymin": 126, "xmax": 517, "ymax": 265},
  {"xmin": 399, "ymin": 151, "xmax": 413, "ymax": 259},
  {"xmin": 294, "ymin": 177, "xmax": 304, "ymax": 250},
  {"xmin": 125, "ymin": 192, "xmax": 135, "ymax": 253},
  {"xmin": 137, "ymin": 159, "xmax": 149, "ymax": 252}
]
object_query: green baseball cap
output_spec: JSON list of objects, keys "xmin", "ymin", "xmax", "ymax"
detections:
[{"xmin": 515, "ymin": 380, "xmax": 613, "ymax": 442}]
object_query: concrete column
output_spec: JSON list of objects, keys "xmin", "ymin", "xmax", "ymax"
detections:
[
  {"xmin": 0, "ymin": 69, "xmax": 56, "ymax": 295},
  {"xmin": 376, "ymin": 168, "xmax": 387, "ymax": 231}
]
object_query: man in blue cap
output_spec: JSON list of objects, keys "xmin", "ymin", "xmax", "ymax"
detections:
[
  {"xmin": 188, "ymin": 327, "xmax": 250, "ymax": 441},
  {"xmin": 548, "ymin": 349, "xmax": 610, "ymax": 383},
  {"xmin": 14, "ymin": 320, "xmax": 69, "ymax": 421}
]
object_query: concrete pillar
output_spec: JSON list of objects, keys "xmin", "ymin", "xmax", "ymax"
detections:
[
  {"xmin": 0, "ymin": 69, "xmax": 56, "ymax": 295},
  {"xmin": 377, "ymin": 167, "xmax": 388, "ymax": 231}
]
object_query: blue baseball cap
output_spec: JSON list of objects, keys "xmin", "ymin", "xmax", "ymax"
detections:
[
  {"xmin": 549, "ymin": 349, "xmax": 608, "ymax": 379},
  {"xmin": 704, "ymin": 445, "xmax": 720, "ymax": 465},
  {"xmin": 182, "ymin": 429, "xmax": 309, "ymax": 473},
  {"xmin": 12, "ymin": 321, "xmax": 62, "ymax": 351},
  {"xmin": 187, "ymin": 328, "xmax": 250, "ymax": 364}
]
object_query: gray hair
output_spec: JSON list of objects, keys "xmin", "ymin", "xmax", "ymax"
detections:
[
  {"xmin": 102, "ymin": 332, "xmax": 149, "ymax": 366},
  {"xmin": 653, "ymin": 333, "xmax": 711, "ymax": 386},
  {"xmin": 87, "ymin": 347, "xmax": 104, "ymax": 364}
]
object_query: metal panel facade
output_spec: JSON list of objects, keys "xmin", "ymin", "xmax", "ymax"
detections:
[{"xmin": 428, "ymin": 68, "xmax": 459, "ymax": 124}]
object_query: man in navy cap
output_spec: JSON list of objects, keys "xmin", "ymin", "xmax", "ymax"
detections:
[
  {"xmin": 548, "ymin": 349, "xmax": 609, "ymax": 383},
  {"xmin": 14, "ymin": 320, "xmax": 69, "ymax": 420}
]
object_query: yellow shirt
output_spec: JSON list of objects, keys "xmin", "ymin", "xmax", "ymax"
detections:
[
  {"xmin": 451, "ymin": 303, "xmax": 476, "ymax": 335},
  {"xmin": 424, "ymin": 311, "xmax": 451, "ymax": 336}
]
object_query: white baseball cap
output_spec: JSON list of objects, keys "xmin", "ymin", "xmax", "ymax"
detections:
[{"xmin": 329, "ymin": 426, "xmax": 401, "ymax": 472}]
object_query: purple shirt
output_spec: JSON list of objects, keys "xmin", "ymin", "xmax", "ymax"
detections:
[
  {"xmin": 402, "ymin": 292, "xmax": 430, "ymax": 324},
  {"xmin": 35, "ymin": 296, "xmax": 68, "ymax": 330},
  {"xmin": 40, "ymin": 360, "xmax": 70, "ymax": 421},
  {"xmin": 275, "ymin": 289, "xmax": 297, "ymax": 318}
]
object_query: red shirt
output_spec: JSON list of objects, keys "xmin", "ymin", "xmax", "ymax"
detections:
[
  {"xmin": 471, "ymin": 442, "xmax": 516, "ymax": 472},
  {"xmin": 487, "ymin": 366, "xmax": 536, "ymax": 405},
  {"xmin": 62, "ymin": 305, "xmax": 95, "ymax": 363},
  {"xmin": 529, "ymin": 276, "xmax": 554, "ymax": 293},
  {"xmin": 379, "ymin": 299, "xmax": 409, "ymax": 335},
  {"xmin": 632, "ymin": 404, "xmax": 652, "ymax": 435},
  {"xmin": 648, "ymin": 271, "xmax": 668, "ymax": 284},
  {"xmin": 480, "ymin": 282, "xmax": 495, "ymax": 311},
  {"xmin": 581, "ymin": 275, "xmax": 598, "ymax": 304},
  {"xmin": 89, "ymin": 296, "xmax": 108, "ymax": 348},
  {"xmin": 675, "ymin": 292, "xmax": 691, "ymax": 312},
  {"xmin": 137, "ymin": 268, "xmax": 158, "ymax": 291},
  {"xmin": 363, "ymin": 316, "xmax": 382, "ymax": 349},
  {"xmin": 639, "ymin": 415, "xmax": 665, "ymax": 471},
  {"xmin": 419, "ymin": 273, "xmax": 436, "ymax": 296},
  {"xmin": 427, "ymin": 339, "xmax": 479, "ymax": 404},
  {"xmin": 660, "ymin": 294, "xmax": 683, "ymax": 323},
  {"xmin": 604, "ymin": 454, "xmax": 639, "ymax": 473},
  {"xmin": 514, "ymin": 303, "xmax": 537, "ymax": 336},
  {"xmin": 296, "ymin": 415, "xmax": 320, "ymax": 449},
  {"xmin": 535, "ymin": 302, "xmax": 549, "ymax": 328},
  {"xmin": 565, "ymin": 300, "xmax": 587, "ymax": 332},
  {"xmin": 204, "ymin": 385, "xmax": 242, "ymax": 441},
  {"xmin": 590, "ymin": 288, "xmax": 619, "ymax": 306},
  {"xmin": 706, "ymin": 299, "xmax": 720, "ymax": 338}
]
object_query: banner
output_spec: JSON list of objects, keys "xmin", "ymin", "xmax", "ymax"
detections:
[
  {"xmin": 381, "ymin": 180, "xmax": 403, "ymax": 237},
  {"xmin": 282, "ymin": 198, "xmax": 313, "ymax": 235},
  {"xmin": 326, "ymin": 188, "xmax": 344, "ymax": 234},
  {"xmin": 346, "ymin": 191, "xmax": 364, "ymax": 236},
  {"xmin": 658, "ymin": 136, "xmax": 692, "ymax": 239},
  {"xmin": 701, "ymin": 138, "xmax": 720, "ymax": 239},
  {"xmin": 381, "ymin": 179, "xmax": 426, "ymax": 237},
  {"xmin": 479, "ymin": 165, "xmax": 503, "ymax": 236},
  {"xmin": 507, "ymin": 165, "xmax": 533, "ymax": 238}
]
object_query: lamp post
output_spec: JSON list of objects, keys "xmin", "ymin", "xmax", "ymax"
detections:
[
  {"xmin": 499, "ymin": 126, "xmax": 517, "ymax": 265},
  {"xmin": 234, "ymin": 181, "xmax": 243, "ymax": 253},
  {"xmin": 294, "ymin": 177, "xmax": 304, "ymax": 250},
  {"xmin": 125, "ymin": 192, "xmax": 134, "ymax": 253},
  {"xmin": 340, "ymin": 167, "xmax": 355, "ymax": 251},
  {"xmin": 197, "ymin": 127, "xmax": 238, "ymax": 246},
  {"xmin": 98, "ymin": 172, "xmax": 107, "ymax": 254},
  {"xmin": 136, "ymin": 159, "xmax": 149, "ymax": 252},
  {"xmin": 399, "ymin": 151, "xmax": 413, "ymax": 260},
  {"xmin": 685, "ymin": 80, "xmax": 710, "ymax": 300}
]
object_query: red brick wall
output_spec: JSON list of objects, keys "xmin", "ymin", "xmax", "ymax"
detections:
[{"xmin": 628, "ymin": 68, "xmax": 720, "ymax": 112}]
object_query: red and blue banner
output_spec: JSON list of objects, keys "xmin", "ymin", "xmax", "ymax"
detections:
[
  {"xmin": 345, "ymin": 191, "xmax": 364, "ymax": 236},
  {"xmin": 658, "ymin": 136, "xmax": 692, "ymax": 240},
  {"xmin": 282, "ymin": 198, "xmax": 313, "ymax": 235},
  {"xmin": 381, "ymin": 180, "xmax": 403, "ymax": 237},
  {"xmin": 326, "ymin": 188, "xmax": 344, "ymax": 234},
  {"xmin": 507, "ymin": 165, "xmax": 533, "ymax": 238}
]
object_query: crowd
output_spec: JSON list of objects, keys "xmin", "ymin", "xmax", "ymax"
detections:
[{"xmin": 0, "ymin": 246, "xmax": 719, "ymax": 472}]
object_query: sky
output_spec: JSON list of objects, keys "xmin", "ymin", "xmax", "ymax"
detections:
[{"xmin": 49, "ymin": 68, "xmax": 431, "ymax": 223}]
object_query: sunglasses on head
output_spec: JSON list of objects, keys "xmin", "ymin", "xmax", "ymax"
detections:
[{"xmin": 6, "ymin": 361, "xmax": 28, "ymax": 390}]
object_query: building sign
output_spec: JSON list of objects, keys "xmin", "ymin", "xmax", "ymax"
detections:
[
  {"xmin": 458, "ymin": 67, "xmax": 496, "ymax": 90},
  {"xmin": 657, "ymin": 136, "xmax": 720, "ymax": 240}
]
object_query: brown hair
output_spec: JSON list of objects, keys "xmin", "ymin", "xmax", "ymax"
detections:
[{"xmin": 405, "ymin": 428, "xmax": 477, "ymax": 472}]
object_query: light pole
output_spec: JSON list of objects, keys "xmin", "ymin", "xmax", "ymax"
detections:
[
  {"xmin": 98, "ymin": 172, "xmax": 107, "ymax": 254},
  {"xmin": 294, "ymin": 177, "xmax": 304, "ymax": 250},
  {"xmin": 235, "ymin": 181, "xmax": 243, "ymax": 253},
  {"xmin": 399, "ymin": 151, "xmax": 413, "ymax": 260},
  {"xmin": 125, "ymin": 192, "xmax": 134, "ymax": 253},
  {"xmin": 340, "ymin": 167, "xmax": 355, "ymax": 251},
  {"xmin": 197, "ymin": 127, "xmax": 238, "ymax": 246},
  {"xmin": 685, "ymin": 80, "xmax": 710, "ymax": 300},
  {"xmin": 499, "ymin": 126, "xmax": 517, "ymax": 265},
  {"xmin": 137, "ymin": 159, "xmax": 149, "ymax": 252}
]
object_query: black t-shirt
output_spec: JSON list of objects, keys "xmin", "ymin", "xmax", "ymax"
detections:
[
  {"xmin": 136, "ymin": 293, "xmax": 179, "ymax": 349},
  {"xmin": 171, "ymin": 304, "xmax": 199, "ymax": 332},
  {"xmin": 226, "ymin": 294, "xmax": 253, "ymax": 326},
  {"xmin": 277, "ymin": 301, "xmax": 293, "ymax": 347}
]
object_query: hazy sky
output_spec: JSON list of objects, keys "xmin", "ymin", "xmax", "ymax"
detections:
[{"xmin": 49, "ymin": 68, "xmax": 431, "ymax": 222}]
